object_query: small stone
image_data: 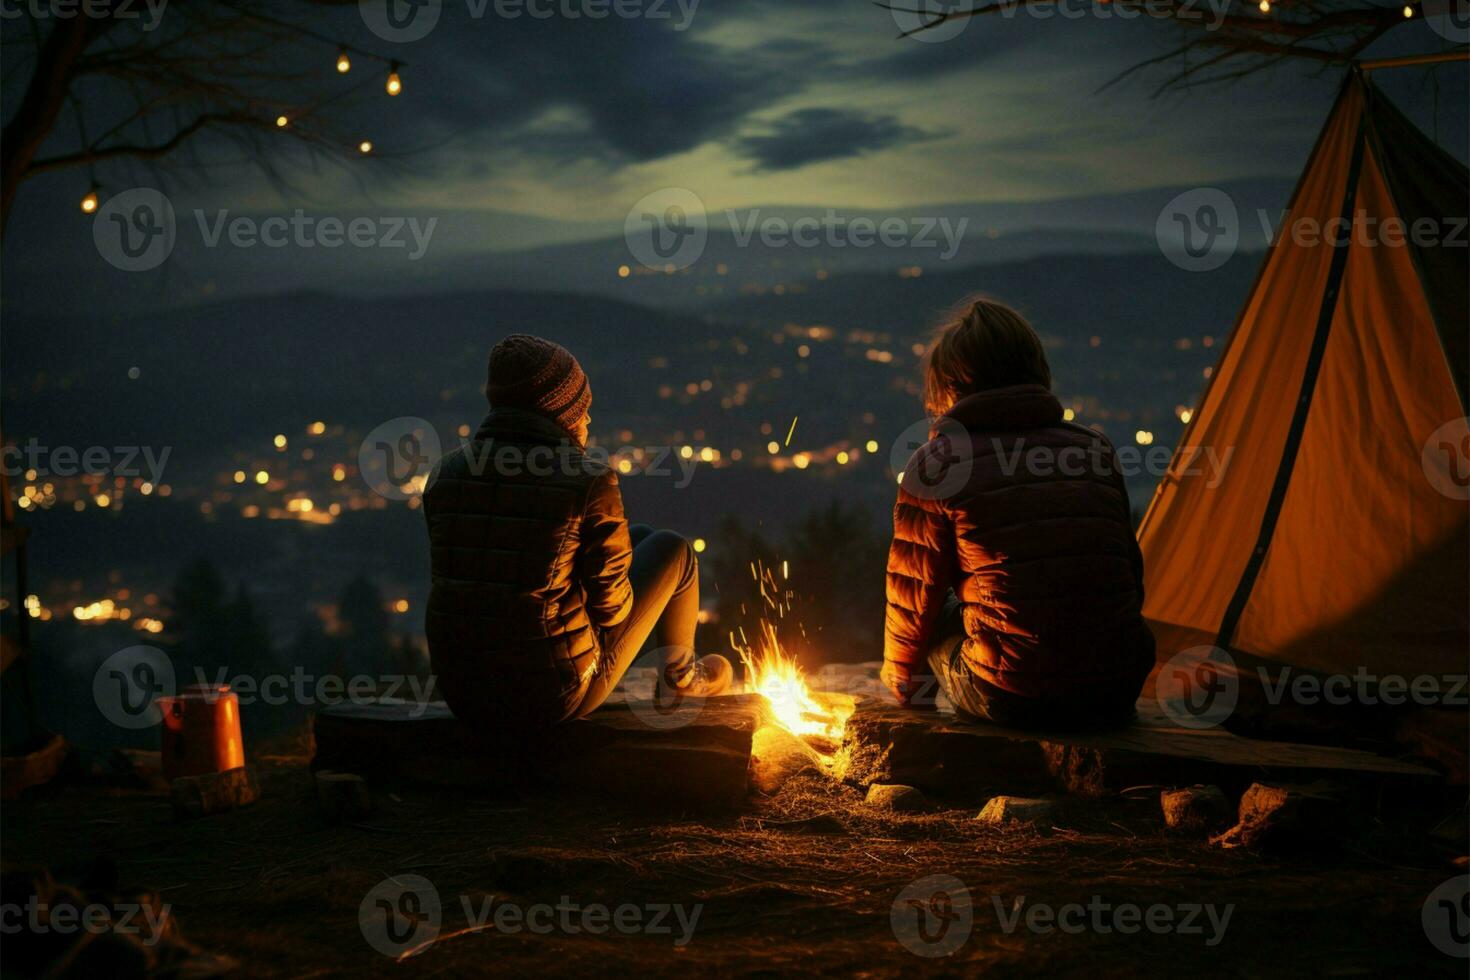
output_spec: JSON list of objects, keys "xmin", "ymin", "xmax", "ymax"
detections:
[
  {"xmin": 1211, "ymin": 781, "xmax": 1343, "ymax": 850},
  {"xmin": 976, "ymin": 796, "xmax": 1056, "ymax": 827},
  {"xmin": 170, "ymin": 767, "xmax": 258, "ymax": 819},
  {"xmin": 1160, "ymin": 785, "xmax": 1232, "ymax": 832},
  {"xmin": 864, "ymin": 783, "xmax": 928, "ymax": 812}
]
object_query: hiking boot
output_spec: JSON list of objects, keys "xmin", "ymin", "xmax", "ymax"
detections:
[{"xmin": 657, "ymin": 654, "xmax": 734, "ymax": 704}]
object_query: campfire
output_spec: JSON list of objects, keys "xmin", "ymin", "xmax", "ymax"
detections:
[
  {"xmin": 738, "ymin": 621, "xmax": 845, "ymax": 741},
  {"xmin": 731, "ymin": 561, "xmax": 851, "ymax": 750}
]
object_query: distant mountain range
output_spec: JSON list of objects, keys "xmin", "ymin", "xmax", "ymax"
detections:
[{"xmin": 1, "ymin": 176, "xmax": 1293, "ymax": 317}]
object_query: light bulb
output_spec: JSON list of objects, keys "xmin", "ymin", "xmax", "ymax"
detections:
[
  {"xmin": 1258, "ymin": 0, "xmax": 1269, "ymax": 10},
  {"xmin": 1402, "ymin": 3, "xmax": 1412, "ymax": 15},
  {"xmin": 80, "ymin": 189, "xmax": 98, "ymax": 213},
  {"xmin": 386, "ymin": 68, "xmax": 402, "ymax": 96},
  {"xmin": 358, "ymin": 140, "xmax": 373, "ymax": 154},
  {"xmin": 275, "ymin": 115, "xmax": 289, "ymax": 128},
  {"xmin": 336, "ymin": 49, "xmax": 351, "ymax": 74}
]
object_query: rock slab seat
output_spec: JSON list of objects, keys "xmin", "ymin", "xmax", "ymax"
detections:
[{"xmin": 311, "ymin": 694, "xmax": 769, "ymax": 811}]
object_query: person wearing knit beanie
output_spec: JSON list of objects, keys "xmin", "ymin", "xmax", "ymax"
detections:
[
  {"xmin": 486, "ymin": 334, "xmax": 593, "ymax": 439},
  {"xmin": 424, "ymin": 332, "xmax": 735, "ymax": 726}
]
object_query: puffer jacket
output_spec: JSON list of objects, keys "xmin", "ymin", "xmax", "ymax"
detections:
[
  {"xmin": 423, "ymin": 407, "xmax": 633, "ymax": 726},
  {"xmin": 884, "ymin": 384, "xmax": 1155, "ymax": 701}
]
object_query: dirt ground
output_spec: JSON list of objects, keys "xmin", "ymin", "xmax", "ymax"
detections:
[{"xmin": 3, "ymin": 746, "xmax": 1465, "ymax": 978}]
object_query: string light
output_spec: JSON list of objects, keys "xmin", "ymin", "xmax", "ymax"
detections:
[
  {"xmin": 1258, "ymin": 0, "xmax": 1269, "ymax": 10},
  {"xmin": 275, "ymin": 114, "xmax": 289, "ymax": 128},
  {"xmin": 358, "ymin": 140, "xmax": 373, "ymax": 154},
  {"xmin": 336, "ymin": 48, "xmax": 351, "ymax": 73},
  {"xmin": 386, "ymin": 63, "xmax": 402, "ymax": 96},
  {"xmin": 1402, "ymin": 3, "xmax": 1412, "ymax": 15},
  {"xmin": 79, "ymin": 186, "xmax": 99, "ymax": 213}
]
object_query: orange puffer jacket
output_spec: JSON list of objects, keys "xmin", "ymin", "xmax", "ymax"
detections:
[{"xmin": 884, "ymin": 385, "xmax": 1155, "ymax": 701}]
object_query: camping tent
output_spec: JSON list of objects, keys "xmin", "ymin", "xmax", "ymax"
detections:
[{"xmin": 1138, "ymin": 67, "xmax": 1469, "ymax": 689}]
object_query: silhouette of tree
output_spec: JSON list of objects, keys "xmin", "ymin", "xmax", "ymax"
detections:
[
  {"xmin": 879, "ymin": 1, "xmax": 1464, "ymax": 92},
  {"xmin": 708, "ymin": 503, "xmax": 888, "ymax": 668},
  {"xmin": 335, "ymin": 574, "xmax": 391, "ymax": 676},
  {"xmin": 2, "ymin": 1, "xmax": 408, "ymax": 234}
]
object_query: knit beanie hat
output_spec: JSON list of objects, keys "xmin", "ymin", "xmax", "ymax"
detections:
[{"xmin": 485, "ymin": 334, "xmax": 591, "ymax": 433}]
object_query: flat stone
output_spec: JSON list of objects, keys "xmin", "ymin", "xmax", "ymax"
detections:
[
  {"xmin": 864, "ymin": 783, "xmax": 927, "ymax": 812},
  {"xmin": 835, "ymin": 692, "xmax": 1438, "ymax": 802},
  {"xmin": 310, "ymin": 693, "xmax": 768, "ymax": 812},
  {"xmin": 1211, "ymin": 780, "xmax": 1347, "ymax": 851},
  {"xmin": 170, "ymin": 767, "xmax": 258, "ymax": 819},
  {"xmin": 976, "ymin": 796, "xmax": 1056, "ymax": 827},
  {"xmin": 1161, "ymin": 785, "xmax": 1232, "ymax": 833}
]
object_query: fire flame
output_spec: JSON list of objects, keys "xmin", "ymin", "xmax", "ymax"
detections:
[{"xmin": 739, "ymin": 621, "xmax": 844, "ymax": 740}]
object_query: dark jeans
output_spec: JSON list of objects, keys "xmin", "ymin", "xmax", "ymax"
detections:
[
  {"xmin": 573, "ymin": 524, "xmax": 699, "ymax": 718},
  {"xmin": 923, "ymin": 596, "xmax": 1137, "ymax": 731}
]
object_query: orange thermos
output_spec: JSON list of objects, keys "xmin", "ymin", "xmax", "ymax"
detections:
[{"xmin": 158, "ymin": 684, "xmax": 245, "ymax": 779}]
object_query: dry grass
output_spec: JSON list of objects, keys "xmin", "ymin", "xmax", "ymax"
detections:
[{"xmin": 2, "ymin": 747, "xmax": 1463, "ymax": 978}]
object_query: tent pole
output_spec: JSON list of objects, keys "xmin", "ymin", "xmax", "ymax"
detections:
[{"xmin": 1358, "ymin": 50, "xmax": 1470, "ymax": 72}]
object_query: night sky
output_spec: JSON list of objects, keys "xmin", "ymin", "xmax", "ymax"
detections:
[{"xmin": 4, "ymin": 1, "xmax": 1466, "ymax": 286}]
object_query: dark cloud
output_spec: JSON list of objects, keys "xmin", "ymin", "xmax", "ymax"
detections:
[{"xmin": 730, "ymin": 108, "xmax": 936, "ymax": 171}]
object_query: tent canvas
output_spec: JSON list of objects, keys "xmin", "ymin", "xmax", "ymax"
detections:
[{"xmin": 1138, "ymin": 68, "xmax": 1469, "ymax": 687}]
